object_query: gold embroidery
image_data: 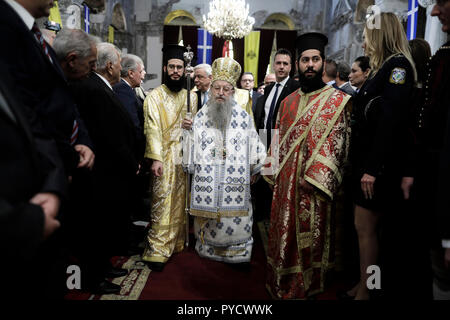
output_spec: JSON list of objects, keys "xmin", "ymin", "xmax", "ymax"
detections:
[
  {"xmin": 189, "ymin": 208, "xmax": 249, "ymax": 219},
  {"xmin": 213, "ymin": 247, "xmax": 246, "ymax": 257}
]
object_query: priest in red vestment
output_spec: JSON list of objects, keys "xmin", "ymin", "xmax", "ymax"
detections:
[{"xmin": 264, "ymin": 33, "xmax": 352, "ymax": 299}]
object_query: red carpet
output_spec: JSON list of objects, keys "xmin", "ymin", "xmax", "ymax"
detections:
[
  {"xmin": 139, "ymin": 228, "xmax": 271, "ymax": 300},
  {"xmin": 66, "ymin": 224, "xmax": 350, "ymax": 300}
]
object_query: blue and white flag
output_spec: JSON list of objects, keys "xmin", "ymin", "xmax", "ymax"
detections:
[
  {"xmin": 84, "ymin": 5, "xmax": 90, "ymax": 34},
  {"xmin": 197, "ymin": 28, "xmax": 213, "ymax": 65},
  {"xmin": 407, "ymin": 0, "xmax": 418, "ymax": 40}
]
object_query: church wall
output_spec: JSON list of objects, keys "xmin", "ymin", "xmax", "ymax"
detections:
[{"xmin": 51, "ymin": 0, "xmax": 448, "ymax": 89}]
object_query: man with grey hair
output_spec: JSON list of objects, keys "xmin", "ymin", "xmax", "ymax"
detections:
[
  {"xmin": 69, "ymin": 42, "xmax": 139, "ymax": 294},
  {"xmin": 333, "ymin": 61, "xmax": 356, "ymax": 96},
  {"xmin": 53, "ymin": 28, "xmax": 98, "ymax": 81},
  {"xmin": 194, "ymin": 63, "xmax": 212, "ymax": 110},
  {"xmin": 113, "ymin": 53, "xmax": 146, "ymax": 160},
  {"xmin": 113, "ymin": 54, "xmax": 147, "ymax": 235}
]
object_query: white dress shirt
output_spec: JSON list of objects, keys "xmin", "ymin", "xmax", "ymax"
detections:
[
  {"xmin": 263, "ymin": 76, "xmax": 289, "ymax": 129},
  {"xmin": 122, "ymin": 78, "xmax": 132, "ymax": 88},
  {"xmin": 94, "ymin": 73, "xmax": 113, "ymax": 91},
  {"xmin": 4, "ymin": 0, "xmax": 35, "ymax": 30}
]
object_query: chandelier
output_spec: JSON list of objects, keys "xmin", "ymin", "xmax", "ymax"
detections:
[{"xmin": 203, "ymin": 0, "xmax": 255, "ymax": 40}]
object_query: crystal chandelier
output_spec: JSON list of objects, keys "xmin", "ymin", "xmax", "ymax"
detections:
[{"xmin": 203, "ymin": 0, "xmax": 255, "ymax": 40}]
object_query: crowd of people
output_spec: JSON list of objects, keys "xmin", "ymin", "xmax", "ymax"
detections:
[{"xmin": 2, "ymin": 0, "xmax": 450, "ymax": 301}]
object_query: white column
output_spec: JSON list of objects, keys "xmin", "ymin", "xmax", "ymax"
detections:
[
  {"xmin": 424, "ymin": 5, "xmax": 448, "ymax": 55},
  {"xmin": 146, "ymin": 36, "xmax": 163, "ymax": 90},
  {"xmin": 134, "ymin": 0, "xmax": 151, "ymax": 23}
]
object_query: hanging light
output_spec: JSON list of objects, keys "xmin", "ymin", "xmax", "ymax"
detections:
[{"xmin": 203, "ymin": 0, "xmax": 255, "ymax": 40}]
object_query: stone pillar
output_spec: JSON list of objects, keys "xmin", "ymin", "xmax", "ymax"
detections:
[
  {"xmin": 375, "ymin": 0, "xmax": 408, "ymax": 16},
  {"xmin": 146, "ymin": 30, "xmax": 164, "ymax": 90},
  {"xmin": 327, "ymin": 0, "xmax": 364, "ymax": 65},
  {"xmin": 133, "ymin": 1, "xmax": 170, "ymax": 90}
]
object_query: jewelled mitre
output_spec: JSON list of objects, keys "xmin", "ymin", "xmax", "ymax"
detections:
[{"xmin": 211, "ymin": 57, "xmax": 241, "ymax": 86}]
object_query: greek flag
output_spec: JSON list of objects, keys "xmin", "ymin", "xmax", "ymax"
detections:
[
  {"xmin": 197, "ymin": 28, "xmax": 213, "ymax": 65},
  {"xmin": 407, "ymin": 0, "xmax": 418, "ymax": 40},
  {"xmin": 84, "ymin": 5, "xmax": 90, "ymax": 34}
]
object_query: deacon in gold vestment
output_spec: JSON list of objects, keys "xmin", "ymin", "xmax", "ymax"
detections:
[
  {"xmin": 265, "ymin": 33, "xmax": 351, "ymax": 299},
  {"xmin": 142, "ymin": 45, "xmax": 197, "ymax": 271}
]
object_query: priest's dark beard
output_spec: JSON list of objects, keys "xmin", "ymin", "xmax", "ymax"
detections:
[
  {"xmin": 164, "ymin": 73, "xmax": 185, "ymax": 92},
  {"xmin": 299, "ymin": 65, "xmax": 326, "ymax": 93}
]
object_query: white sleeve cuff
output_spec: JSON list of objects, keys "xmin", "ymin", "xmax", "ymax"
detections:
[{"xmin": 442, "ymin": 240, "xmax": 450, "ymax": 248}]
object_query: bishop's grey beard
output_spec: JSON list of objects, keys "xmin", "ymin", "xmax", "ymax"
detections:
[{"xmin": 206, "ymin": 92, "xmax": 234, "ymax": 131}]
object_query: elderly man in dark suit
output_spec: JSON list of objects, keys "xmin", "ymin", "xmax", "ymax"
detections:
[
  {"xmin": 113, "ymin": 53, "xmax": 148, "ymax": 247},
  {"xmin": 52, "ymin": 29, "xmax": 134, "ymax": 294},
  {"xmin": 70, "ymin": 42, "xmax": 139, "ymax": 293},
  {"xmin": 194, "ymin": 63, "xmax": 213, "ymax": 110},
  {"xmin": 113, "ymin": 53, "xmax": 146, "ymax": 160},
  {"xmin": 252, "ymin": 49, "xmax": 300, "ymax": 222}
]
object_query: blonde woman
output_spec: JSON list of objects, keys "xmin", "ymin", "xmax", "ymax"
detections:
[{"xmin": 342, "ymin": 12, "xmax": 417, "ymax": 300}]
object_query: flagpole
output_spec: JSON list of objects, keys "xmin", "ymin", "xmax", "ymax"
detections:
[{"xmin": 183, "ymin": 45, "xmax": 194, "ymax": 249}]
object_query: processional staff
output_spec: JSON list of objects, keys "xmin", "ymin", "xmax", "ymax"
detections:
[{"xmin": 183, "ymin": 45, "xmax": 194, "ymax": 248}]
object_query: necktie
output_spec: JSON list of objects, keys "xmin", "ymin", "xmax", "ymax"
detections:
[
  {"xmin": 70, "ymin": 120, "xmax": 79, "ymax": 146},
  {"xmin": 31, "ymin": 23, "xmax": 52, "ymax": 63},
  {"xmin": 203, "ymin": 91, "xmax": 208, "ymax": 106},
  {"xmin": 265, "ymin": 83, "xmax": 281, "ymax": 145},
  {"xmin": 266, "ymin": 83, "xmax": 280, "ymax": 131}
]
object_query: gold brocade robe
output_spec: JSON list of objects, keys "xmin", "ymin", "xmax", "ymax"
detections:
[
  {"xmin": 264, "ymin": 86, "xmax": 351, "ymax": 299},
  {"xmin": 142, "ymin": 84, "xmax": 197, "ymax": 263},
  {"xmin": 234, "ymin": 88, "xmax": 254, "ymax": 118}
]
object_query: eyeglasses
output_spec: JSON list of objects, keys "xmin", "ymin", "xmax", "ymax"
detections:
[{"xmin": 212, "ymin": 85, "xmax": 233, "ymax": 93}]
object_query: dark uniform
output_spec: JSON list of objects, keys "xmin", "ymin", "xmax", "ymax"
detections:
[
  {"xmin": 415, "ymin": 43, "xmax": 450, "ymax": 296},
  {"xmin": 351, "ymin": 54, "xmax": 415, "ymax": 209},
  {"xmin": 350, "ymin": 53, "xmax": 432, "ymax": 299}
]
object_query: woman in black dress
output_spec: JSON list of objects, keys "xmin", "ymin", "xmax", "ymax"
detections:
[{"xmin": 345, "ymin": 12, "xmax": 417, "ymax": 300}]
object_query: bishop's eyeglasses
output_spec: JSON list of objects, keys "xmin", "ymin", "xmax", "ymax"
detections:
[{"xmin": 212, "ymin": 85, "xmax": 233, "ymax": 94}]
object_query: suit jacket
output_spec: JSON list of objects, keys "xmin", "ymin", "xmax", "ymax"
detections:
[
  {"xmin": 196, "ymin": 89, "xmax": 210, "ymax": 110},
  {"xmin": 254, "ymin": 78, "xmax": 301, "ymax": 132},
  {"xmin": 251, "ymin": 90, "xmax": 262, "ymax": 114},
  {"xmin": 0, "ymin": 0, "xmax": 91, "ymax": 178},
  {"xmin": 113, "ymin": 78, "xmax": 146, "ymax": 159},
  {"xmin": 0, "ymin": 76, "xmax": 49, "ymax": 262},
  {"xmin": 70, "ymin": 73, "xmax": 140, "ymax": 254},
  {"xmin": 333, "ymin": 82, "xmax": 356, "ymax": 97},
  {"xmin": 70, "ymin": 73, "xmax": 139, "ymax": 179}
]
